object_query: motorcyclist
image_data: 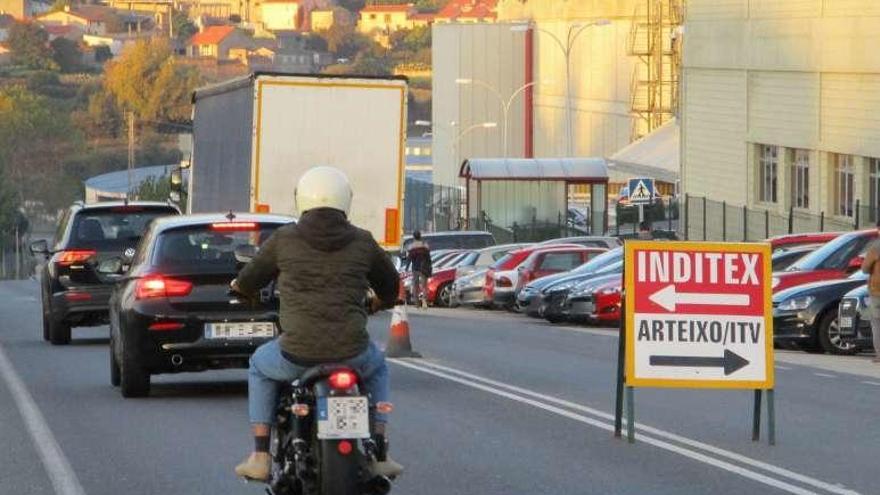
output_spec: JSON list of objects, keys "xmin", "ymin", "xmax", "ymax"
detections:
[{"xmin": 232, "ymin": 166, "xmax": 403, "ymax": 481}]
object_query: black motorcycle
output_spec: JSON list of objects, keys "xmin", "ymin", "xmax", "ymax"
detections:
[
  {"xmin": 232, "ymin": 246, "xmax": 394, "ymax": 495},
  {"xmin": 267, "ymin": 365, "xmax": 393, "ymax": 495}
]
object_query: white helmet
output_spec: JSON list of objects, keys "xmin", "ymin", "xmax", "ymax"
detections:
[{"xmin": 294, "ymin": 166, "xmax": 353, "ymax": 216}]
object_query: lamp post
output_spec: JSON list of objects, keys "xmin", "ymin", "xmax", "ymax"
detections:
[
  {"xmin": 512, "ymin": 19, "xmax": 610, "ymax": 157},
  {"xmin": 455, "ymin": 78, "xmax": 548, "ymax": 159}
]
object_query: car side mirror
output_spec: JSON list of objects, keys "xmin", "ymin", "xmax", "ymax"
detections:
[
  {"xmin": 848, "ymin": 256, "xmax": 864, "ymax": 271},
  {"xmin": 97, "ymin": 257, "xmax": 124, "ymax": 275},
  {"xmin": 235, "ymin": 245, "xmax": 257, "ymax": 264},
  {"xmin": 30, "ymin": 240, "xmax": 49, "ymax": 257}
]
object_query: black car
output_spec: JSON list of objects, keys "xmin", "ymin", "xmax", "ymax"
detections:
[
  {"xmin": 772, "ymin": 272, "xmax": 868, "ymax": 355},
  {"xmin": 31, "ymin": 201, "xmax": 180, "ymax": 345},
  {"xmin": 516, "ymin": 247, "xmax": 622, "ymax": 316},
  {"xmin": 552, "ymin": 272, "xmax": 622, "ymax": 323},
  {"xmin": 106, "ymin": 213, "xmax": 293, "ymax": 397},
  {"xmin": 838, "ymin": 285, "xmax": 873, "ymax": 350}
]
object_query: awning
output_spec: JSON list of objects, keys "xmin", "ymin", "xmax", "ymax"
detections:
[
  {"xmin": 608, "ymin": 118, "xmax": 679, "ymax": 184},
  {"xmin": 459, "ymin": 158, "xmax": 608, "ymax": 182}
]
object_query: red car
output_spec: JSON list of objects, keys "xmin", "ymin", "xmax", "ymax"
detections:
[
  {"xmin": 425, "ymin": 266, "xmax": 460, "ymax": 307},
  {"xmin": 768, "ymin": 232, "xmax": 841, "ymax": 252},
  {"xmin": 515, "ymin": 247, "xmax": 606, "ymax": 289},
  {"xmin": 482, "ymin": 244, "xmax": 582, "ymax": 305},
  {"xmin": 590, "ymin": 278, "xmax": 623, "ymax": 324},
  {"xmin": 772, "ymin": 229, "xmax": 877, "ymax": 292}
]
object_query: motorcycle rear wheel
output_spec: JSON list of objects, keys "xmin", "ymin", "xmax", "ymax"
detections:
[{"xmin": 317, "ymin": 439, "xmax": 360, "ymax": 495}]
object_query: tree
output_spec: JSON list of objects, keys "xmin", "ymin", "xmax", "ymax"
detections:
[
  {"xmin": 50, "ymin": 37, "xmax": 83, "ymax": 73},
  {"xmin": 6, "ymin": 21, "xmax": 58, "ymax": 71},
  {"xmin": 390, "ymin": 25, "xmax": 431, "ymax": 55},
  {"xmin": 103, "ymin": 39, "xmax": 201, "ymax": 124},
  {"xmin": 172, "ymin": 11, "xmax": 197, "ymax": 41},
  {"xmin": 315, "ymin": 23, "xmax": 372, "ymax": 60},
  {"xmin": 132, "ymin": 175, "xmax": 172, "ymax": 201}
]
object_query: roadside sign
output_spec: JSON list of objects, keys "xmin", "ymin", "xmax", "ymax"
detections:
[
  {"xmin": 624, "ymin": 241, "xmax": 774, "ymax": 389},
  {"xmin": 628, "ymin": 178, "xmax": 655, "ymax": 205}
]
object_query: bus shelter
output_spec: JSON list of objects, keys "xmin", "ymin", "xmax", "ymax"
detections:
[{"xmin": 459, "ymin": 158, "xmax": 609, "ymax": 241}]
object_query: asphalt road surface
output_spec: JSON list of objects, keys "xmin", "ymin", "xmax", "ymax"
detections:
[{"xmin": 0, "ymin": 279, "xmax": 877, "ymax": 495}]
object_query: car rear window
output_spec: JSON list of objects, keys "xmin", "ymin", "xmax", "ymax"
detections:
[
  {"xmin": 539, "ymin": 252, "xmax": 584, "ymax": 271},
  {"xmin": 70, "ymin": 207, "xmax": 177, "ymax": 249},
  {"xmin": 154, "ymin": 223, "xmax": 280, "ymax": 269}
]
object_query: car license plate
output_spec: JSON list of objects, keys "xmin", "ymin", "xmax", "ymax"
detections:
[
  {"xmin": 317, "ymin": 396, "xmax": 370, "ymax": 439},
  {"xmin": 839, "ymin": 317, "xmax": 853, "ymax": 329},
  {"xmin": 205, "ymin": 322, "xmax": 275, "ymax": 339}
]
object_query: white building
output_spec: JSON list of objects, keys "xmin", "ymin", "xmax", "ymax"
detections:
[{"xmin": 681, "ymin": 0, "xmax": 880, "ymax": 226}]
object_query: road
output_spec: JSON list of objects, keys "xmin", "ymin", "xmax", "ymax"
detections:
[{"xmin": 0, "ymin": 278, "xmax": 877, "ymax": 495}]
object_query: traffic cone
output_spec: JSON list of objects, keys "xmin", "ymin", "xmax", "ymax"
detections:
[{"xmin": 385, "ymin": 303, "xmax": 421, "ymax": 358}]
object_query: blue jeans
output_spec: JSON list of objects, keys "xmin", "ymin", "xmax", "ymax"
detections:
[{"xmin": 248, "ymin": 339, "xmax": 390, "ymax": 425}]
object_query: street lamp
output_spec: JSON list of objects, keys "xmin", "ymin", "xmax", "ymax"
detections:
[
  {"xmin": 511, "ymin": 19, "xmax": 611, "ymax": 157},
  {"xmin": 451, "ymin": 121, "xmax": 498, "ymax": 148},
  {"xmin": 455, "ymin": 78, "xmax": 549, "ymax": 158}
]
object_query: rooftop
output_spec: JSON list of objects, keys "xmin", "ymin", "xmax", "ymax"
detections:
[
  {"xmin": 437, "ymin": 0, "xmax": 497, "ymax": 20},
  {"xmin": 189, "ymin": 25, "xmax": 235, "ymax": 45},
  {"xmin": 361, "ymin": 4, "xmax": 414, "ymax": 13}
]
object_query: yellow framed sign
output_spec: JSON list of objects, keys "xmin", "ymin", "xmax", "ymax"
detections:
[{"xmin": 624, "ymin": 241, "xmax": 774, "ymax": 389}]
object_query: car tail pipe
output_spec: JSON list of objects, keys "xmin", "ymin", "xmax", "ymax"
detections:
[{"xmin": 170, "ymin": 354, "xmax": 184, "ymax": 367}]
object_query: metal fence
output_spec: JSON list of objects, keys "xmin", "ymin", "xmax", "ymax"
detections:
[
  {"xmin": 681, "ymin": 195, "xmax": 877, "ymax": 242},
  {"xmin": 404, "ymin": 179, "xmax": 466, "ymax": 233}
]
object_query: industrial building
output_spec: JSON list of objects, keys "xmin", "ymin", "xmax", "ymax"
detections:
[{"xmin": 681, "ymin": 0, "xmax": 880, "ymax": 227}]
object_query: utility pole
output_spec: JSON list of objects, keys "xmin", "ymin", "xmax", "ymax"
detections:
[{"xmin": 128, "ymin": 111, "xmax": 135, "ymax": 200}]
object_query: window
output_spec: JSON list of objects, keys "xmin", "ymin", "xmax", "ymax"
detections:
[
  {"xmin": 870, "ymin": 158, "xmax": 880, "ymax": 222},
  {"xmin": 384, "ymin": 14, "xmax": 391, "ymax": 22},
  {"xmin": 790, "ymin": 149, "xmax": 810, "ymax": 209},
  {"xmin": 539, "ymin": 252, "xmax": 583, "ymax": 271},
  {"xmin": 833, "ymin": 154, "xmax": 855, "ymax": 217},
  {"xmin": 758, "ymin": 145, "xmax": 778, "ymax": 203}
]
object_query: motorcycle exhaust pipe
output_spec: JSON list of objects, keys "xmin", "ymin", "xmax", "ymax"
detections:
[
  {"xmin": 171, "ymin": 354, "xmax": 184, "ymax": 367},
  {"xmin": 363, "ymin": 475, "xmax": 391, "ymax": 495}
]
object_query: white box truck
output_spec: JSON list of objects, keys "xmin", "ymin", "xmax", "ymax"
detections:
[{"xmin": 189, "ymin": 73, "xmax": 407, "ymax": 249}]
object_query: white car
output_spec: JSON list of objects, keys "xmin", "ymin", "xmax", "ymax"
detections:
[{"xmin": 491, "ymin": 269, "xmax": 522, "ymax": 309}]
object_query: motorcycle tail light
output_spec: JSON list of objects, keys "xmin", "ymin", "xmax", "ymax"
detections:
[
  {"xmin": 291, "ymin": 403, "xmax": 310, "ymax": 417},
  {"xmin": 337, "ymin": 440, "xmax": 353, "ymax": 456},
  {"xmin": 328, "ymin": 370, "xmax": 357, "ymax": 390}
]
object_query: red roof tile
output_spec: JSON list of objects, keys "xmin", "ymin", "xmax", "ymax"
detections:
[
  {"xmin": 437, "ymin": 0, "xmax": 497, "ymax": 20},
  {"xmin": 189, "ymin": 25, "xmax": 235, "ymax": 45}
]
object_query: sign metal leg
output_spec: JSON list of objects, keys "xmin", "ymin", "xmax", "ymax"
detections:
[
  {"xmin": 614, "ymin": 296, "xmax": 626, "ymax": 438},
  {"xmin": 626, "ymin": 386, "xmax": 635, "ymax": 443},
  {"xmin": 767, "ymin": 389, "xmax": 776, "ymax": 446},
  {"xmin": 752, "ymin": 389, "xmax": 762, "ymax": 442}
]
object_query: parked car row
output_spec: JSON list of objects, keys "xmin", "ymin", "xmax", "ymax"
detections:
[{"xmin": 444, "ymin": 229, "xmax": 877, "ymax": 358}]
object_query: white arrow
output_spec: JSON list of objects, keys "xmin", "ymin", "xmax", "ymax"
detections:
[{"xmin": 648, "ymin": 285, "xmax": 750, "ymax": 312}]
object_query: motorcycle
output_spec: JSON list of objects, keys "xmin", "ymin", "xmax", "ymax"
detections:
[{"xmin": 233, "ymin": 245, "xmax": 394, "ymax": 495}]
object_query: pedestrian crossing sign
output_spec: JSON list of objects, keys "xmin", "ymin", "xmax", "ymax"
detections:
[{"xmin": 628, "ymin": 178, "xmax": 655, "ymax": 205}]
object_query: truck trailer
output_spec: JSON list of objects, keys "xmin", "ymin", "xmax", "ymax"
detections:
[{"xmin": 189, "ymin": 72, "xmax": 408, "ymax": 249}]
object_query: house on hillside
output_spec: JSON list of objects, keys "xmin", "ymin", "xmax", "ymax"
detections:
[
  {"xmin": 310, "ymin": 6, "xmax": 351, "ymax": 31},
  {"xmin": 0, "ymin": 0, "xmax": 49, "ymax": 20},
  {"xmin": 434, "ymin": 0, "xmax": 497, "ymax": 23},
  {"xmin": 357, "ymin": 3, "xmax": 431, "ymax": 46},
  {"xmin": 38, "ymin": 5, "xmax": 152, "ymax": 36},
  {"xmin": 43, "ymin": 23, "xmax": 85, "ymax": 41},
  {"xmin": 188, "ymin": 25, "xmax": 251, "ymax": 59},
  {"xmin": 258, "ymin": 0, "xmax": 302, "ymax": 31}
]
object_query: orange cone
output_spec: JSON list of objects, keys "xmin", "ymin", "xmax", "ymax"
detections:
[{"xmin": 385, "ymin": 303, "xmax": 421, "ymax": 358}]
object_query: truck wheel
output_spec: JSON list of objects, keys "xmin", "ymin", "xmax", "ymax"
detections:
[
  {"xmin": 119, "ymin": 335, "xmax": 150, "ymax": 398},
  {"xmin": 49, "ymin": 317, "xmax": 71, "ymax": 346},
  {"xmin": 818, "ymin": 310, "xmax": 857, "ymax": 355}
]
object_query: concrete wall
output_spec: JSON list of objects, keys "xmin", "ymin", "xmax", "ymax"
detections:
[{"xmin": 682, "ymin": 0, "xmax": 880, "ymax": 219}]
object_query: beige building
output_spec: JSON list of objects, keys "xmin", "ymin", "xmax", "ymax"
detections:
[
  {"xmin": 38, "ymin": 5, "xmax": 113, "ymax": 35},
  {"xmin": 258, "ymin": 0, "xmax": 301, "ymax": 31},
  {"xmin": 433, "ymin": 1, "xmax": 678, "ymax": 187},
  {"xmin": 681, "ymin": 0, "xmax": 880, "ymax": 226}
]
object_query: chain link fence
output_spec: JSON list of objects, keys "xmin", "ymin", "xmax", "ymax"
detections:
[{"xmin": 682, "ymin": 194, "xmax": 877, "ymax": 242}]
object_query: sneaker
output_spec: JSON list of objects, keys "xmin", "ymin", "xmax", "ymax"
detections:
[
  {"xmin": 234, "ymin": 452, "xmax": 271, "ymax": 481},
  {"xmin": 369, "ymin": 456, "xmax": 404, "ymax": 478}
]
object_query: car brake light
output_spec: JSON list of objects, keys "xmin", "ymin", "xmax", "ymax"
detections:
[
  {"xmin": 148, "ymin": 322, "xmax": 185, "ymax": 332},
  {"xmin": 136, "ymin": 275, "xmax": 193, "ymax": 299},
  {"xmin": 328, "ymin": 370, "xmax": 357, "ymax": 390},
  {"xmin": 64, "ymin": 292, "xmax": 92, "ymax": 302},
  {"xmin": 55, "ymin": 250, "xmax": 96, "ymax": 266},
  {"xmin": 497, "ymin": 277, "xmax": 512, "ymax": 288},
  {"xmin": 210, "ymin": 222, "xmax": 258, "ymax": 231}
]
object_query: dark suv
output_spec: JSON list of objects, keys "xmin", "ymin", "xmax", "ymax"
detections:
[{"xmin": 31, "ymin": 201, "xmax": 180, "ymax": 345}]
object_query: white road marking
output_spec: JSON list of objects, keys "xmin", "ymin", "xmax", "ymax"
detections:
[
  {"xmin": 775, "ymin": 365, "xmax": 792, "ymax": 370},
  {"xmin": 861, "ymin": 381, "xmax": 880, "ymax": 387},
  {"xmin": 393, "ymin": 359, "xmax": 860, "ymax": 495},
  {"xmin": 813, "ymin": 373, "xmax": 836, "ymax": 378},
  {"xmin": 0, "ymin": 344, "xmax": 86, "ymax": 495}
]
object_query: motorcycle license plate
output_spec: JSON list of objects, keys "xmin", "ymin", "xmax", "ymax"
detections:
[
  {"xmin": 204, "ymin": 322, "xmax": 275, "ymax": 339},
  {"xmin": 317, "ymin": 396, "xmax": 370, "ymax": 440},
  {"xmin": 839, "ymin": 317, "xmax": 853, "ymax": 329}
]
